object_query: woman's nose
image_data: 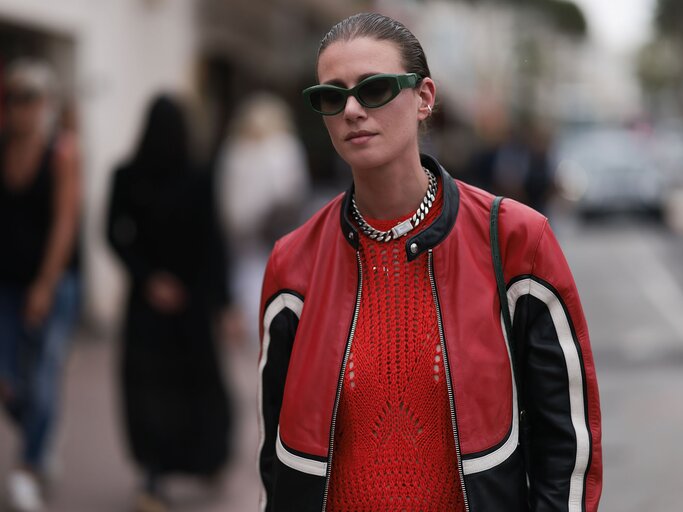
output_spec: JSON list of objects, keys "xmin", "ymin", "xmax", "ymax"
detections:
[{"xmin": 343, "ymin": 95, "xmax": 367, "ymax": 120}]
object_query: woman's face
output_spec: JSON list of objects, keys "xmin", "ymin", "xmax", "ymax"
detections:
[
  {"xmin": 3, "ymin": 85, "xmax": 48, "ymax": 137},
  {"xmin": 317, "ymin": 37, "xmax": 433, "ymax": 171}
]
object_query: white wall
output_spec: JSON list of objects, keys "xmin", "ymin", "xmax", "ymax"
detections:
[{"xmin": 0, "ymin": 0, "xmax": 197, "ymax": 331}]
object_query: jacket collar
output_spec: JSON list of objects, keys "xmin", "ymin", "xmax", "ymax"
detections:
[{"xmin": 340, "ymin": 153, "xmax": 460, "ymax": 261}]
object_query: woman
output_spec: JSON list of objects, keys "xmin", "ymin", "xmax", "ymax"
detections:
[
  {"xmin": 0, "ymin": 60, "xmax": 80, "ymax": 512},
  {"xmin": 107, "ymin": 95, "xmax": 231, "ymax": 512},
  {"xmin": 218, "ymin": 92, "xmax": 310, "ymax": 346},
  {"xmin": 258, "ymin": 13, "xmax": 602, "ymax": 512}
]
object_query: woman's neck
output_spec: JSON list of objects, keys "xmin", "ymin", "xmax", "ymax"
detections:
[
  {"xmin": 352, "ymin": 152, "xmax": 428, "ymax": 220},
  {"xmin": 7, "ymin": 129, "xmax": 46, "ymax": 149}
]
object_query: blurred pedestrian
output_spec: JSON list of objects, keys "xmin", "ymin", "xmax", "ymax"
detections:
[
  {"xmin": 258, "ymin": 12, "xmax": 602, "ymax": 511},
  {"xmin": 0, "ymin": 59, "xmax": 81, "ymax": 512},
  {"xmin": 469, "ymin": 120, "xmax": 554, "ymax": 214},
  {"xmin": 523, "ymin": 123, "xmax": 554, "ymax": 215},
  {"xmin": 217, "ymin": 92, "xmax": 310, "ymax": 346},
  {"xmin": 106, "ymin": 95, "xmax": 232, "ymax": 512}
]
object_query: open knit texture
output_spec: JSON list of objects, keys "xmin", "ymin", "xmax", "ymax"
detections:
[{"xmin": 327, "ymin": 179, "xmax": 465, "ymax": 511}]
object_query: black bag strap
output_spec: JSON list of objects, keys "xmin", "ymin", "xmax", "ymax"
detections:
[{"xmin": 490, "ymin": 196, "xmax": 524, "ymax": 413}]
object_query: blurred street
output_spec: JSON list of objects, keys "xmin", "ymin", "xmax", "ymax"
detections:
[
  {"xmin": 554, "ymin": 212, "xmax": 683, "ymax": 512},
  {"xmin": 0, "ymin": 341, "xmax": 261, "ymax": 512},
  {"xmin": 2, "ymin": 210, "xmax": 683, "ymax": 511},
  {"xmin": 1, "ymin": 2, "xmax": 683, "ymax": 510}
]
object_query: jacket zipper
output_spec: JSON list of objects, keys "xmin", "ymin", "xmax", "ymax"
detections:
[
  {"xmin": 321, "ymin": 250, "xmax": 363, "ymax": 512},
  {"xmin": 428, "ymin": 250, "xmax": 470, "ymax": 512}
]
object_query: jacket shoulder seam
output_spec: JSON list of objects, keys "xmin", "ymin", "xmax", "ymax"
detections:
[{"xmin": 530, "ymin": 217, "xmax": 549, "ymax": 278}]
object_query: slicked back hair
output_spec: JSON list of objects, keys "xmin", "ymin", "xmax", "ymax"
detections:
[{"xmin": 317, "ymin": 12, "xmax": 431, "ymax": 80}]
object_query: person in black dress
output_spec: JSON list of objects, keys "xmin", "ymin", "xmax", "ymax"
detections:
[{"xmin": 106, "ymin": 95, "xmax": 232, "ymax": 512}]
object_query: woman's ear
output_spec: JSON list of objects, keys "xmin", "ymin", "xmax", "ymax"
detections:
[{"xmin": 417, "ymin": 77, "xmax": 436, "ymax": 122}]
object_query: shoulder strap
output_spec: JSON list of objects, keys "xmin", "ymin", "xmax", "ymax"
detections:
[
  {"xmin": 490, "ymin": 196, "xmax": 514, "ymax": 344},
  {"xmin": 490, "ymin": 196, "xmax": 524, "ymax": 405},
  {"xmin": 491, "ymin": 197, "xmax": 530, "ymax": 472}
]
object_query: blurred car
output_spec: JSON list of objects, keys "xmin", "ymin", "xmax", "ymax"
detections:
[
  {"xmin": 649, "ymin": 121, "xmax": 683, "ymax": 187},
  {"xmin": 649, "ymin": 121, "xmax": 683, "ymax": 233},
  {"xmin": 552, "ymin": 128, "xmax": 666, "ymax": 219}
]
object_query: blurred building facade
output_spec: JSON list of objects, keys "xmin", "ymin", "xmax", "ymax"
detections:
[
  {"xmin": 381, "ymin": 0, "xmax": 642, "ymax": 127},
  {"xmin": 0, "ymin": 0, "xmax": 197, "ymax": 331},
  {"xmin": 0, "ymin": 0, "xmax": 367, "ymax": 331},
  {"xmin": 0, "ymin": 0, "xmax": 650, "ymax": 331}
]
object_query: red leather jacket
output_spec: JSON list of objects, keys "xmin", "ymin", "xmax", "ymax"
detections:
[{"xmin": 258, "ymin": 155, "xmax": 602, "ymax": 512}]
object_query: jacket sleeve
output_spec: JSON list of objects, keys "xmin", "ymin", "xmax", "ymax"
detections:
[
  {"xmin": 258, "ymin": 244, "xmax": 302, "ymax": 512},
  {"xmin": 512, "ymin": 220, "xmax": 602, "ymax": 512}
]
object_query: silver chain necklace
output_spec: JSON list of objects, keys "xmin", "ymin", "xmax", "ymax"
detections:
[{"xmin": 351, "ymin": 167, "xmax": 437, "ymax": 242}]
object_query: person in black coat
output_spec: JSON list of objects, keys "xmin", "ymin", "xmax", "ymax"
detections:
[{"xmin": 106, "ymin": 95, "xmax": 232, "ymax": 511}]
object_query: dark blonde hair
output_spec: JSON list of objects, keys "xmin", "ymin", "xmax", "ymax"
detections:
[{"xmin": 317, "ymin": 13, "xmax": 431, "ymax": 80}]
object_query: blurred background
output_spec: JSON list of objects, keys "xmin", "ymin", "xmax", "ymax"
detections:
[{"xmin": 1, "ymin": 0, "xmax": 682, "ymax": 511}]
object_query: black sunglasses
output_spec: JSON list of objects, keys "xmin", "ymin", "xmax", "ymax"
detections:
[
  {"xmin": 3, "ymin": 89, "xmax": 42, "ymax": 106},
  {"xmin": 302, "ymin": 73, "xmax": 422, "ymax": 116}
]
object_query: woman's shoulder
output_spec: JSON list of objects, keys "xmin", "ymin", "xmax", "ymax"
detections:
[
  {"xmin": 53, "ymin": 130, "xmax": 79, "ymax": 158},
  {"xmin": 46, "ymin": 131, "xmax": 79, "ymax": 179},
  {"xmin": 271, "ymin": 192, "xmax": 346, "ymax": 255},
  {"xmin": 453, "ymin": 178, "xmax": 548, "ymax": 264},
  {"xmin": 455, "ymin": 178, "xmax": 547, "ymax": 228},
  {"xmin": 264, "ymin": 191, "xmax": 351, "ymax": 298},
  {"xmin": 109, "ymin": 160, "xmax": 143, "ymax": 198}
]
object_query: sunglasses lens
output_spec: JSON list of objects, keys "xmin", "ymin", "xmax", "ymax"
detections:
[
  {"xmin": 358, "ymin": 78, "xmax": 394, "ymax": 107},
  {"xmin": 310, "ymin": 89, "xmax": 345, "ymax": 114},
  {"xmin": 4, "ymin": 90, "xmax": 40, "ymax": 106},
  {"xmin": 304, "ymin": 75, "xmax": 411, "ymax": 114}
]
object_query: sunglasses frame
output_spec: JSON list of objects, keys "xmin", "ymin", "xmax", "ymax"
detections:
[{"xmin": 302, "ymin": 73, "xmax": 422, "ymax": 116}]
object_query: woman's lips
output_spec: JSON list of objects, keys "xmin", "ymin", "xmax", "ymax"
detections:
[{"xmin": 345, "ymin": 131, "xmax": 377, "ymax": 145}]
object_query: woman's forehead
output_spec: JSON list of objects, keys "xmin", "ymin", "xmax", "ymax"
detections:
[{"xmin": 317, "ymin": 37, "xmax": 404, "ymax": 85}]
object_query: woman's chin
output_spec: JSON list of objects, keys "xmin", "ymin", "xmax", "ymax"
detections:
[{"xmin": 338, "ymin": 147, "xmax": 391, "ymax": 172}]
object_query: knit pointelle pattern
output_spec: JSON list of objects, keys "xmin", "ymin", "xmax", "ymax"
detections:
[{"xmin": 327, "ymin": 181, "xmax": 464, "ymax": 511}]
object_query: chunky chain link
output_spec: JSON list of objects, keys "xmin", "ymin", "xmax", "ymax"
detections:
[{"xmin": 351, "ymin": 167, "xmax": 437, "ymax": 242}]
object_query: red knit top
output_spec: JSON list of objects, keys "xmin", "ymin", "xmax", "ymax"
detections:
[{"xmin": 327, "ymin": 179, "xmax": 464, "ymax": 511}]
